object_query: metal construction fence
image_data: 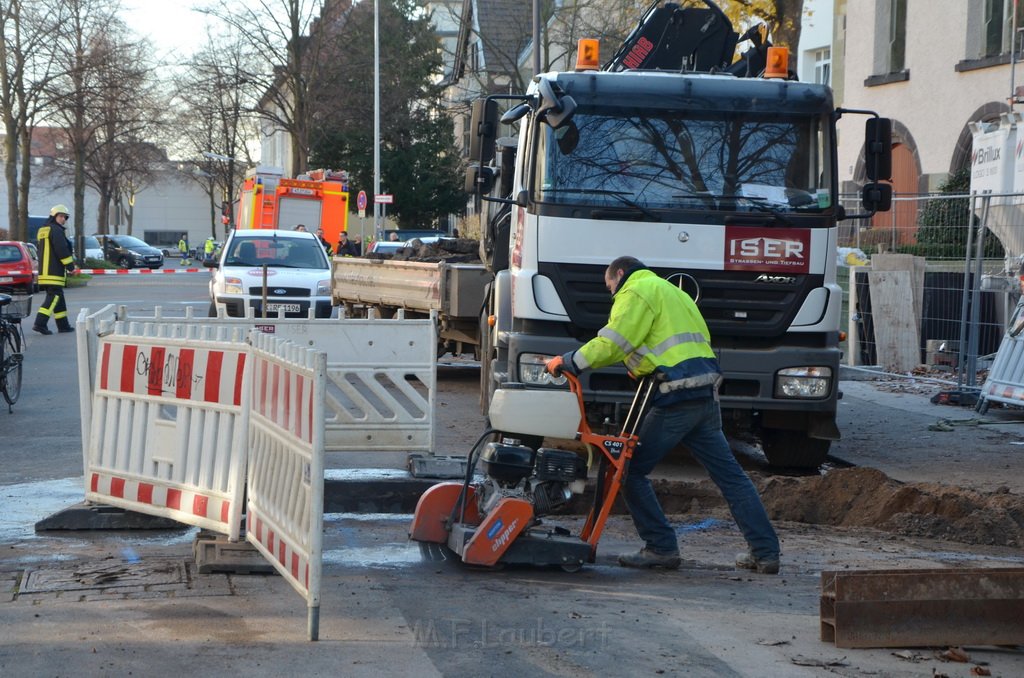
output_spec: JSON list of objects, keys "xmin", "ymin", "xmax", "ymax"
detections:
[{"xmin": 837, "ymin": 192, "xmax": 1024, "ymax": 397}]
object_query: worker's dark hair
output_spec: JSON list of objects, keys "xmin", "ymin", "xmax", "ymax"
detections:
[{"xmin": 607, "ymin": 255, "xmax": 644, "ymax": 277}]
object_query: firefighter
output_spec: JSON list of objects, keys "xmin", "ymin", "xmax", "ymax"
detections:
[
  {"xmin": 32, "ymin": 205, "xmax": 77, "ymax": 335},
  {"xmin": 545, "ymin": 256, "xmax": 780, "ymax": 573}
]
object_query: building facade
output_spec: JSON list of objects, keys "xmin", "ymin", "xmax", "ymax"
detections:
[{"xmin": 836, "ymin": 0, "xmax": 1024, "ymax": 194}]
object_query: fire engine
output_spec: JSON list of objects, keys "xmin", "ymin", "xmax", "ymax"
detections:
[{"xmin": 235, "ymin": 166, "xmax": 350, "ymax": 246}]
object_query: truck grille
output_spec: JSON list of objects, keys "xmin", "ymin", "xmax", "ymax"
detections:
[{"xmin": 537, "ymin": 262, "xmax": 822, "ymax": 339}]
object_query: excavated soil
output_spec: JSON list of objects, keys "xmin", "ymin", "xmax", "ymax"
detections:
[
  {"xmin": 368, "ymin": 237, "xmax": 482, "ymax": 263},
  {"xmin": 756, "ymin": 467, "xmax": 1024, "ymax": 547}
]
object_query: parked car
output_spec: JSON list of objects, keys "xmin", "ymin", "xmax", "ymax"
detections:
[
  {"xmin": 207, "ymin": 229, "xmax": 332, "ymax": 318},
  {"xmin": 22, "ymin": 242, "xmax": 39, "ymax": 291},
  {"xmin": 94, "ymin": 234, "xmax": 164, "ymax": 269},
  {"xmin": 84, "ymin": 236, "xmax": 104, "ymax": 261},
  {"xmin": 0, "ymin": 241, "xmax": 37, "ymax": 295}
]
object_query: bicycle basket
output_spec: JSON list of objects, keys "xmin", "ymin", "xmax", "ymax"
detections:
[{"xmin": 0, "ymin": 294, "xmax": 31, "ymax": 320}]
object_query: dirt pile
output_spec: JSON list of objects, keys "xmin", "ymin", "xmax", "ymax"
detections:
[
  {"xmin": 368, "ymin": 237, "xmax": 481, "ymax": 263},
  {"xmin": 758, "ymin": 467, "xmax": 1024, "ymax": 547}
]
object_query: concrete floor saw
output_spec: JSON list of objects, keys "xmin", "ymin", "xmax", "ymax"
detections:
[{"xmin": 409, "ymin": 373, "xmax": 653, "ymax": 571}]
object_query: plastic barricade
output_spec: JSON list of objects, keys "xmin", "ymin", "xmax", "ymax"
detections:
[
  {"xmin": 246, "ymin": 331, "xmax": 326, "ymax": 641},
  {"xmin": 979, "ymin": 299, "xmax": 1024, "ymax": 410},
  {"xmin": 85, "ymin": 324, "xmax": 252, "ymax": 539},
  {"xmin": 77, "ymin": 305, "xmax": 437, "ymax": 454}
]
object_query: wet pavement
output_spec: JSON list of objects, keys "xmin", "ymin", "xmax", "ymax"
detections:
[{"xmin": 4, "ymin": 493, "xmax": 1024, "ymax": 677}]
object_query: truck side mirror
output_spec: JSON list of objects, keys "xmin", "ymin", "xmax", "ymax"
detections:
[
  {"xmin": 469, "ymin": 99, "xmax": 498, "ymax": 165},
  {"xmin": 865, "ymin": 117, "xmax": 892, "ymax": 181},
  {"xmin": 537, "ymin": 78, "xmax": 577, "ymax": 129},
  {"xmin": 861, "ymin": 182, "xmax": 892, "ymax": 212},
  {"xmin": 465, "ymin": 164, "xmax": 495, "ymax": 195}
]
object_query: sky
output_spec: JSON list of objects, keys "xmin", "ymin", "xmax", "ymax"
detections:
[{"xmin": 119, "ymin": 1, "xmax": 212, "ymax": 61}]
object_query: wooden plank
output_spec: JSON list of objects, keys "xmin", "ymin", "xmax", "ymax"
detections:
[
  {"xmin": 868, "ymin": 269, "xmax": 920, "ymax": 371},
  {"xmin": 821, "ymin": 568, "xmax": 1024, "ymax": 649}
]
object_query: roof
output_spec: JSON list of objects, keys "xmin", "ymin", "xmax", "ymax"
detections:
[{"xmin": 452, "ymin": 0, "xmax": 531, "ymax": 84}]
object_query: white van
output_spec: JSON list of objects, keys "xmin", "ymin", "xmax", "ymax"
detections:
[{"xmin": 207, "ymin": 229, "xmax": 333, "ymax": 318}]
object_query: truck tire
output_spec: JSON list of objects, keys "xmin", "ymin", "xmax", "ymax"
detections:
[{"xmin": 759, "ymin": 429, "xmax": 831, "ymax": 469}]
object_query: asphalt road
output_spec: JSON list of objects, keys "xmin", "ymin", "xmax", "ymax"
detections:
[
  {"xmin": 3, "ymin": 274, "xmax": 1024, "ymax": 676},
  {"xmin": 1, "ymin": 274, "xmax": 213, "ymax": 484}
]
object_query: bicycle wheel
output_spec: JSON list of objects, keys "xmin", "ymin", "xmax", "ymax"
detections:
[{"xmin": 1, "ymin": 324, "xmax": 23, "ymax": 407}]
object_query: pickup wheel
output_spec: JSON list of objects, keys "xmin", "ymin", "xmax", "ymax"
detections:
[{"xmin": 759, "ymin": 429, "xmax": 831, "ymax": 469}]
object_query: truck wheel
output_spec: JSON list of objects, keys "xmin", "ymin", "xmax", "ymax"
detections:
[{"xmin": 759, "ymin": 429, "xmax": 831, "ymax": 469}]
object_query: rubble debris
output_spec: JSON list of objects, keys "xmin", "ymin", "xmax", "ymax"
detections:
[
  {"xmin": 937, "ymin": 647, "xmax": 970, "ymax": 663},
  {"xmin": 366, "ymin": 237, "xmax": 481, "ymax": 263}
]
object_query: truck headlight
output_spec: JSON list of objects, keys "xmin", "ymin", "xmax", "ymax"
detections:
[
  {"xmin": 224, "ymin": 276, "xmax": 243, "ymax": 295},
  {"xmin": 316, "ymin": 279, "xmax": 331, "ymax": 296},
  {"xmin": 518, "ymin": 353, "xmax": 567, "ymax": 386},
  {"xmin": 775, "ymin": 366, "xmax": 831, "ymax": 399}
]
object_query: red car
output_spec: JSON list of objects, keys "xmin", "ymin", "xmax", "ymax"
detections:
[{"xmin": 0, "ymin": 241, "xmax": 36, "ymax": 295}]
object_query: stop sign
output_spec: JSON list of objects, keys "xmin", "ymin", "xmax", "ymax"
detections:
[{"xmin": 357, "ymin": 190, "xmax": 368, "ymax": 211}]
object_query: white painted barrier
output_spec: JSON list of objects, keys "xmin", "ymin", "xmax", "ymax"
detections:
[
  {"xmin": 77, "ymin": 305, "xmax": 437, "ymax": 454},
  {"xmin": 245, "ymin": 331, "xmax": 325, "ymax": 641},
  {"xmin": 85, "ymin": 326, "xmax": 252, "ymax": 539},
  {"xmin": 980, "ymin": 299, "xmax": 1024, "ymax": 410}
]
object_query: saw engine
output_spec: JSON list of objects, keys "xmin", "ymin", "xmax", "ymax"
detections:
[{"xmin": 477, "ymin": 439, "xmax": 588, "ymax": 519}]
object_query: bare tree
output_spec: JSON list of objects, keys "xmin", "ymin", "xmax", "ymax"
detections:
[
  {"xmin": 200, "ymin": 0, "xmax": 336, "ymax": 176},
  {"xmin": 0, "ymin": 0, "xmax": 61, "ymax": 241},
  {"xmin": 172, "ymin": 31, "xmax": 259, "ymax": 239},
  {"xmin": 79, "ymin": 33, "xmax": 164, "ymax": 235}
]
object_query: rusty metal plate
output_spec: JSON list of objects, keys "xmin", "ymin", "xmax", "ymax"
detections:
[
  {"xmin": 21, "ymin": 559, "xmax": 187, "ymax": 593},
  {"xmin": 821, "ymin": 568, "xmax": 1024, "ymax": 649}
]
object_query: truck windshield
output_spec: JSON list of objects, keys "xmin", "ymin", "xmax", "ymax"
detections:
[{"xmin": 534, "ymin": 106, "xmax": 831, "ymax": 215}]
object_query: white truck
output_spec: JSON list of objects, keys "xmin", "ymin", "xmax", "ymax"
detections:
[{"xmin": 463, "ymin": 1, "xmax": 893, "ymax": 468}]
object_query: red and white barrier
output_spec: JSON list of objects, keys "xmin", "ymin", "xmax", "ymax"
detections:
[
  {"xmin": 85, "ymin": 332, "xmax": 252, "ymax": 540},
  {"xmin": 246, "ymin": 331, "xmax": 325, "ymax": 641},
  {"xmin": 81, "ymin": 267, "xmax": 206, "ymax": 275}
]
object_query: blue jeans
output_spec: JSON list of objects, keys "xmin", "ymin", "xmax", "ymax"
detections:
[{"xmin": 623, "ymin": 396, "xmax": 780, "ymax": 559}]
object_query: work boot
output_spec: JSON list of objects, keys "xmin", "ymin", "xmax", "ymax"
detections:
[
  {"xmin": 735, "ymin": 551, "xmax": 780, "ymax": 575},
  {"xmin": 32, "ymin": 325, "xmax": 52, "ymax": 336},
  {"xmin": 618, "ymin": 548, "xmax": 682, "ymax": 570},
  {"xmin": 57, "ymin": 326, "xmax": 75, "ymax": 333}
]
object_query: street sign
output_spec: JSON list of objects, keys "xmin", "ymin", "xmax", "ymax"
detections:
[
  {"xmin": 374, "ymin": 194, "xmax": 394, "ymax": 204},
  {"xmin": 356, "ymin": 190, "xmax": 367, "ymax": 211}
]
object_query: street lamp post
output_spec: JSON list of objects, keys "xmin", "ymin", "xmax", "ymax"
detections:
[{"xmin": 373, "ymin": 0, "xmax": 381, "ymax": 239}]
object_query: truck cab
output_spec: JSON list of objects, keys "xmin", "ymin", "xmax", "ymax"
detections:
[{"xmin": 473, "ymin": 66, "xmax": 891, "ymax": 468}]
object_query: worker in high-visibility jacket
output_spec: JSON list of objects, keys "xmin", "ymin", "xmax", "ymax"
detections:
[
  {"xmin": 204, "ymin": 237, "xmax": 216, "ymax": 262},
  {"xmin": 32, "ymin": 204, "xmax": 77, "ymax": 335},
  {"xmin": 546, "ymin": 255, "xmax": 780, "ymax": 574}
]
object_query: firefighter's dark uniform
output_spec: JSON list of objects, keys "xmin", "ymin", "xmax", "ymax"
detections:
[{"xmin": 33, "ymin": 218, "xmax": 76, "ymax": 334}]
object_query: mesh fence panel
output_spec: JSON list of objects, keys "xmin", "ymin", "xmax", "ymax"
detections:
[{"xmin": 837, "ymin": 193, "xmax": 1024, "ymax": 391}]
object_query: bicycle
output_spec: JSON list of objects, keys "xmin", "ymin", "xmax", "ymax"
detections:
[{"xmin": 0, "ymin": 292, "xmax": 27, "ymax": 412}]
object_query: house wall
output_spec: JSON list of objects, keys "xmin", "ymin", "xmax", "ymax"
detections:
[
  {"xmin": 0, "ymin": 165, "xmax": 220, "ymax": 251},
  {"xmin": 837, "ymin": 0, "xmax": 1018, "ymax": 192}
]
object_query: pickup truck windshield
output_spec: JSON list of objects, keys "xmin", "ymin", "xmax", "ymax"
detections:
[{"xmin": 534, "ymin": 106, "xmax": 831, "ymax": 214}]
